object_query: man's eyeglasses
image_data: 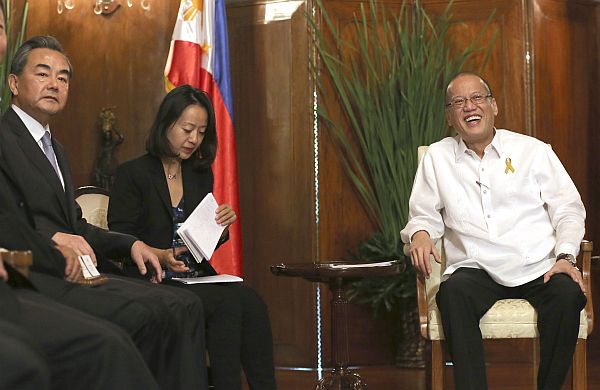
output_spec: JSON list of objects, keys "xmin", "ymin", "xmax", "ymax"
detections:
[{"xmin": 445, "ymin": 94, "xmax": 492, "ymax": 109}]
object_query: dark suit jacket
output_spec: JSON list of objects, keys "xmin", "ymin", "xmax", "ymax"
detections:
[
  {"xmin": 0, "ymin": 175, "xmax": 66, "ymax": 277},
  {"xmin": 0, "ymin": 129, "xmax": 65, "ymax": 277},
  {"xmin": 108, "ymin": 154, "xmax": 215, "ymax": 250},
  {"xmin": 0, "ymin": 107, "xmax": 136, "ymax": 261}
]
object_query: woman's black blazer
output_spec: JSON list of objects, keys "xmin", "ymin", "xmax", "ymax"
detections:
[{"xmin": 108, "ymin": 154, "xmax": 213, "ymax": 250}]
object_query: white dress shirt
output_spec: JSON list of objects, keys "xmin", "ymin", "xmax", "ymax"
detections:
[
  {"xmin": 11, "ymin": 104, "xmax": 65, "ymax": 189},
  {"xmin": 400, "ymin": 129, "xmax": 585, "ymax": 287}
]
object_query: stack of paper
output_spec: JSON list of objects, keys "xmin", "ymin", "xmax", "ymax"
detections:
[
  {"xmin": 326, "ymin": 261, "xmax": 395, "ymax": 269},
  {"xmin": 171, "ymin": 193, "xmax": 242, "ymax": 285},
  {"xmin": 176, "ymin": 193, "xmax": 225, "ymax": 263},
  {"xmin": 78, "ymin": 255, "xmax": 101, "ymax": 278},
  {"xmin": 172, "ymin": 274, "xmax": 243, "ymax": 284}
]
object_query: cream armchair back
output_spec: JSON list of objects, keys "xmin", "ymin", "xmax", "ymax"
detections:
[{"xmin": 74, "ymin": 186, "xmax": 109, "ymax": 229}]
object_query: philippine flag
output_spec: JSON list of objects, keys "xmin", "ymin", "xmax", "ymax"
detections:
[{"xmin": 164, "ymin": 0, "xmax": 242, "ymax": 277}]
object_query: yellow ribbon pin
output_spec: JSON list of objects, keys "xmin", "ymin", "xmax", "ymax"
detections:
[{"xmin": 505, "ymin": 158, "xmax": 515, "ymax": 174}]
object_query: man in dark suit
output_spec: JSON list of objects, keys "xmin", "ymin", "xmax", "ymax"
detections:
[
  {"xmin": 0, "ymin": 6, "xmax": 165, "ymax": 387},
  {"xmin": 0, "ymin": 36, "xmax": 209, "ymax": 389}
]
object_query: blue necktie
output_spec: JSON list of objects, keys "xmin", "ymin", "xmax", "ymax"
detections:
[{"xmin": 41, "ymin": 131, "xmax": 61, "ymax": 177}]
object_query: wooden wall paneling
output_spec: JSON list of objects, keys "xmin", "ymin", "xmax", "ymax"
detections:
[
  {"xmin": 533, "ymin": 0, "xmax": 600, "ymax": 371},
  {"xmin": 423, "ymin": 0, "xmax": 529, "ymax": 135},
  {"xmin": 227, "ymin": 0, "xmax": 320, "ymax": 367},
  {"xmin": 315, "ymin": 0, "xmax": 410, "ymax": 367},
  {"xmin": 24, "ymin": 0, "xmax": 178, "ymax": 187},
  {"xmin": 532, "ymin": 0, "xmax": 600, "ymax": 254},
  {"xmin": 315, "ymin": 0, "xmax": 381, "ymax": 264}
]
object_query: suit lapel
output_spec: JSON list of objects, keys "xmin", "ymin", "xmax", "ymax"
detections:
[{"xmin": 4, "ymin": 109, "xmax": 71, "ymax": 221}]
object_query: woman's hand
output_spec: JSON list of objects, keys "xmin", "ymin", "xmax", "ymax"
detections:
[
  {"xmin": 157, "ymin": 246, "xmax": 190, "ymax": 273},
  {"xmin": 215, "ymin": 204, "xmax": 237, "ymax": 227}
]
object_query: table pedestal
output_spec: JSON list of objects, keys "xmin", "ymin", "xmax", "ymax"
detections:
[
  {"xmin": 316, "ymin": 367, "xmax": 367, "ymax": 390},
  {"xmin": 270, "ymin": 261, "xmax": 404, "ymax": 390},
  {"xmin": 316, "ymin": 276, "xmax": 367, "ymax": 390}
]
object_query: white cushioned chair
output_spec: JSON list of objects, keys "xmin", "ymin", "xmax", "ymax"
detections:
[{"xmin": 405, "ymin": 145, "xmax": 593, "ymax": 389}]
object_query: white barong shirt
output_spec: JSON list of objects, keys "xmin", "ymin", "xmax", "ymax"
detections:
[{"xmin": 400, "ymin": 129, "xmax": 585, "ymax": 287}]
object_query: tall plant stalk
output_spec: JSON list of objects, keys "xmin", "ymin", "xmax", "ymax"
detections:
[
  {"xmin": 0, "ymin": 0, "xmax": 28, "ymax": 113},
  {"xmin": 310, "ymin": 0, "xmax": 495, "ymax": 311}
]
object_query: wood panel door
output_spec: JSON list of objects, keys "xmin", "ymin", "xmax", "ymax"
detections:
[{"xmin": 532, "ymin": 0, "xmax": 600, "ymax": 254}]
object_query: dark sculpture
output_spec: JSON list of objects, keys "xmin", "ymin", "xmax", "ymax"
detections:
[{"xmin": 94, "ymin": 107, "xmax": 124, "ymax": 191}]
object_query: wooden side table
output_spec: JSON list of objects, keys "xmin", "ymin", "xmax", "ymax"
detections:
[{"xmin": 271, "ymin": 260, "xmax": 405, "ymax": 389}]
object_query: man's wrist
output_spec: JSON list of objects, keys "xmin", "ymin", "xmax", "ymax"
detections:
[
  {"xmin": 556, "ymin": 253, "xmax": 577, "ymax": 267},
  {"xmin": 410, "ymin": 230, "xmax": 430, "ymax": 242}
]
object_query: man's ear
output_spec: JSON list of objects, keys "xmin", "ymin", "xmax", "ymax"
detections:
[{"xmin": 7, "ymin": 74, "xmax": 18, "ymax": 96}]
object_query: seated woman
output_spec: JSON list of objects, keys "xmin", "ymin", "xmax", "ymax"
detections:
[{"xmin": 108, "ymin": 85, "xmax": 276, "ymax": 390}]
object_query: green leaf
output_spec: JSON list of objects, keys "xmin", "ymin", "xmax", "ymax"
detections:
[{"xmin": 0, "ymin": 1, "xmax": 29, "ymax": 113}]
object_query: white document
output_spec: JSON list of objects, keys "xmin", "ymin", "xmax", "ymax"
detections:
[
  {"xmin": 176, "ymin": 193, "xmax": 226, "ymax": 263},
  {"xmin": 78, "ymin": 255, "xmax": 101, "ymax": 278},
  {"xmin": 171, "ymin": 274, "xmax": 243, "ymax": 284},
  {"xmin": 326, "ymin": 260, "xmax": 395, "ymax": 269}
]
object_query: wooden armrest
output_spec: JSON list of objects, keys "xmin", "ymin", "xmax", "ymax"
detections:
[
  {"xmin": 579, "ymin": 240, "xmax": 593, "ymax": 335},
  {"xmin": 404, "ymin": 243, "xmax": 431, "ymax": 339},
  {"xmin": 0, "ymin": 249, "xmax": 32, "ymax": 278},
  {"xmin": 76, "ymin": 275, "xmax": 109, "ymax": 286}
]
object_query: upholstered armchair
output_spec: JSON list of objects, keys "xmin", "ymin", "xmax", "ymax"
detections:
[{"xmin": 405, "ymin": 146, "xmax": 594, "ymax": 389}]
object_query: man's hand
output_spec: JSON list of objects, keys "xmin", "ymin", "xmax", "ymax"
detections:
[
  {"xmin": 409, "ymin": 230, "xmax": 441, "ymax": 278},
  {"xmin": 0, "ymin": 258, "xmax": 7, "ymax": 282},
  {"xmin": 155, "ymin": 246, "xmax": 189, "ymax": 273},
  {"xmin": 55, "ymin": 243, "xmax": 84, "ymax": 282},
  {"xmin": 52, "ymin": 232, "xmax": 97, "ymax": 266},
  {"xmin": 131, "ymin": 241, "xmax": 163, "ymax": 283},
  {"xmin": 544, "ymin": 259, "xmax": 586, "ymax": 292},
  {"xmin": 215, "ymin": 204, "xmax": 237, "ymax": 227}
]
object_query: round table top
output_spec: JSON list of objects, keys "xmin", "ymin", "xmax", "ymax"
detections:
[{"xmin": 270, "ymin": 260, "xmax": 405, "ymax": 283}]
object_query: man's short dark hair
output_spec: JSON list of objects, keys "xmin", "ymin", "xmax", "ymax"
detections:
[
  {"xmin": 146, "ymin": 84, "xmax": 217, "ymax": 169},
  {"xmin": 11, "ymin": 35, "xmax": 73, "ymax": 78}
]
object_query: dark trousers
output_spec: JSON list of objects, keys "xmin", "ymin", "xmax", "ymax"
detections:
[
  {"xmin": 0, "ymin": 281, "xmax": 50, "ymax": 390},
  {"xmin": 0, "ymin": 319, "xmax": 50, "ymax": 390},
  {"xmin": 30, "ymin": 272, "xmax": 208, "ymax": 390},
  {"xmin": 436, "ymin": 268, "xmax": 586, "ymax": 390},
  {"xmin": 164, "ymin": 281, "xmax": 277, "ymax": 390},
  {"xmin": 0, "ymin": 281, "xmax": 159, "ymax": 390}
]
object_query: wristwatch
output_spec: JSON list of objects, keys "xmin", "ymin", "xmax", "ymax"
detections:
[{"xmin": 557, "ymin": 253, "xmax": 577, "ymax": 267}]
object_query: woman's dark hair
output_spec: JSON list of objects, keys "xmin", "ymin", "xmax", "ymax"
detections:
[{"xmin": 146, "ymin": 85, "xmax": 217, "ymax": 169}]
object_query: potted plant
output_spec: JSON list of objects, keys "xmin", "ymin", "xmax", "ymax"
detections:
[
  {"xmin": 309, "ymin": 0, "xmax": 495, "ymax": 366},
  {"xmin": 0, "ymin": 0, "xmax": 28, "ymax": 113}
]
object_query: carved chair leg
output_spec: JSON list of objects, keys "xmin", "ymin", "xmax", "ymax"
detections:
[
  {"xmin": 425, "ymin": 340, "xmax": 432, "ymax": 390},
  {"xmin": 532, "ymin": 338, "xmax": 539, "ymax": 388},
  {"xmin": 431, "ymin": 340, "xmax": 444, "ymax": 390},
  {"xmin": 572, "ymin": 338, "xmax": 587, "ymax": 390}
]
